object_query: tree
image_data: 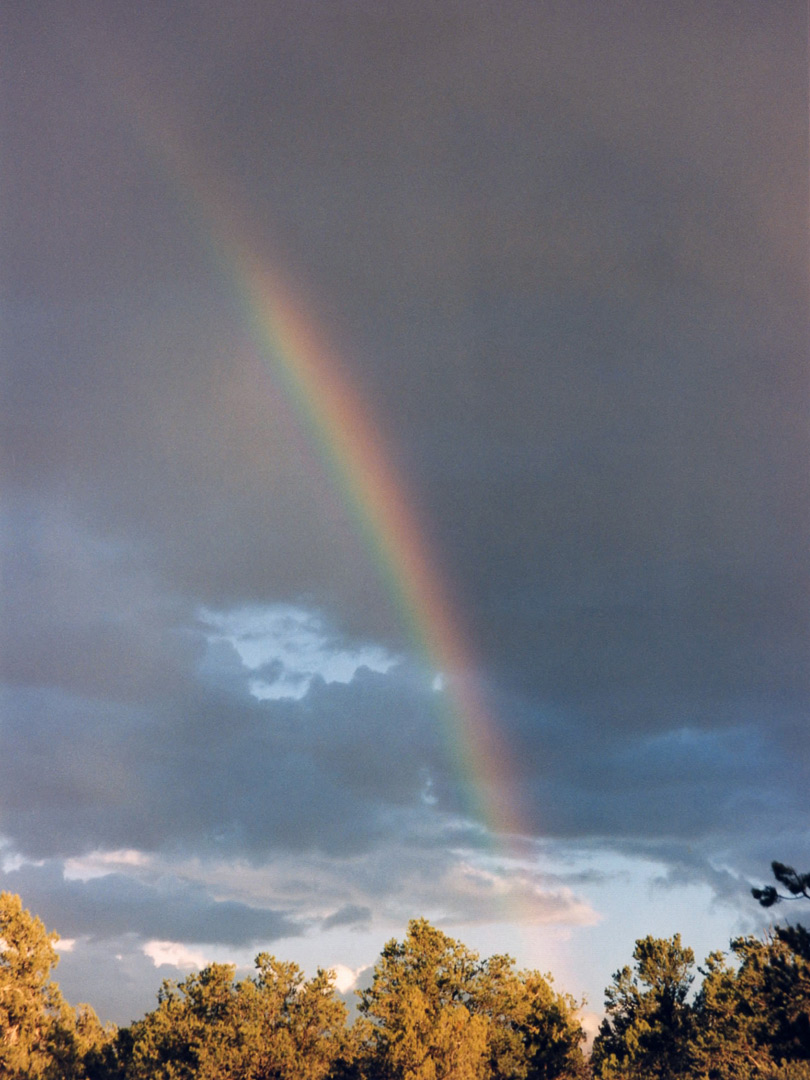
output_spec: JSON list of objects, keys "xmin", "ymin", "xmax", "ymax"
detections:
[
  {"xmin": 472, "ymin": 953, "xmax": 587, "ymax": 1080},
  {"xmin": 727, "ymin": 927, "xmax": 810, "ymax": 1069},
  {"xmin": 591, "ymin": 934, "xmax": 695, "ymax": 1080},
  {"xmin": 236, "ymin": 954, "xmax": 353, "ymax": 1080},
  {"xmin": 752, "ymin": 863, "xmax": 810, "ymax": 908},
  {"xmin": 357, "ymin": 918, "xmax": 586, "ymax": 1080},
  {"xmin": 0, "ymin": 891, "xmax": 111, "ymax": 1080},
  {"xmin": 120, "ymin": 952, "xmax": 351, "ymax": 1080},
  {"xmin": 690, "ymin": 926, "xmax": 810, "ymax": 1080},
  {"xmin": 357, "ymin": 919, "xmax": 489, "ymax": 1080},
  {"xmin": 122, "ymin": 962, "xmax": 241, "ymax": 1079},
  {"xmin": 0, "ymin": 890, "xmax": 65, "ymax": 1078},
  {"xmin": 51, "ymin": 1002, "xmax": 119, "ymax": 1080},
  {"xmin": 689, "ymin": 949, "xmax": 767, "ymax": 1080}
]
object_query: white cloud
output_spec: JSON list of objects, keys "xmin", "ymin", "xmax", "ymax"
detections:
[
  {"xmin": 427, "ymin": 858, "xmax": 602, "ymax": 928},
  {"xmin": 199, "ymin": 604, "xmax": 398, "ymax": 700},
  {"xmin": 579, "ymin": 1011, "xmax": 602, "ymax": 1049},
  {"xmin": 64, "ymin": 849, "xmax": 151, "ymax": 882},
  {"xmin": 330, "ymin": 963, "xmax": 366, "ymax": 994},
  {"xmin": 143, "ymin": 940, "xmax": 209, "ymax": 970}
]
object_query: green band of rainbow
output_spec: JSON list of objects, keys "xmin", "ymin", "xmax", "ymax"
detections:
[
  {"xmin": 131, "ymin": 102, "xmax": 525, "ymax": 855},
  {"xmin": 233, "ymin": 251, "xmax": 521, "ymax": 842}
]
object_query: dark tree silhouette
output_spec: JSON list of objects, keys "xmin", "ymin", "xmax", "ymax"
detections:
[{"xmin": 752, "ymin": 862, "xmax": 810, "ymax": 907}]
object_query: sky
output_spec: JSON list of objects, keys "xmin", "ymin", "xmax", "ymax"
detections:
[{"xmin": 1, "ymin": 0, "xmax": 808, "ymax": 1031}]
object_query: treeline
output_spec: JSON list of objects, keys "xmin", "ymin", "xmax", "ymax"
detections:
[{"xmin": 2, "ymin": 890, "xmax": 810, "ymax": 1080}]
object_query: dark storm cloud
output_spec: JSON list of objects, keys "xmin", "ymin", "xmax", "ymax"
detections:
[
  {"xmin": 2, "ymin": 0, "xmax": 808, "ymax": 915},
  {"xmin": 0, "ymin": 615, "xmax": 453, "ymax": 861},
  {"xmin": 453, "ymin": 679, "xmax": 807, "ymax": 869}
]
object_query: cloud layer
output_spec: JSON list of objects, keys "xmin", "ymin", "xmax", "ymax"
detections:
[{"xmin": 2, "ymin": 0, "xmax": 807, "ymax": 1023}]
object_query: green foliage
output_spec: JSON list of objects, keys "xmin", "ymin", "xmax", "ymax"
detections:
[
  {"xmin": 0, "ymin": 890, "xmax": 63, "ymax": 1079},
  {"xmin": 472, "ymin": 953, "xmax": 587, "ymax": 1080},
  {"xmin": 7, "ymin": 888, "xmax": 810, "ymax": 1080},
  {"xmin": 691, "ymin": 926, "xmax": 810, "ymax": 1080},
  {"xmin": 689, "ymin": 949, "xmax": 763, "ymax": 1080},
  {"xmin": 357, "ymin": 919, "xmax": 489, "ymax": 1080},
  {"xmin": 0, "ymin": 891, "xmax": 111, "ymax": 1080},
  {"xmin": 119, "ymin": 952, "xmax": 351, "ymax": 1080},
  {"xmin": 357, "ymin": 917, "xmax": 586, "ymax": 1080},
  {"xmin": 591, "ymin": 934, "xmax": 695, "ymax": 1080},
  {"xmin": 753, "ymin": 863, "xmax": 810, "ymax": 908},
  {"xmin": 594, "ymin": 922, "xmax": 810, "ymax": 1080},
  {"xmin": 242, "ymin": 955, "xmax": 353, "ymax": 1080}
]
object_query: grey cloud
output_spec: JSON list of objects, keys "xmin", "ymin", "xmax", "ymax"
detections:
[
  {"xmin": 0, "ymin": 644, "xmax": 457, "ymax": 861},
  {"xmin": 1, "ymin": 1, "xmax": 807, "ymax": 1017},
  {"xmin": 322, "ymin": 905, "xmax": 373, "ymax": 932},
  {"xmin": 0, "ymin": 861, "xmax": 303, "ymax": 946},
  {"xmin": 4, "ymin": 2, "xmax": 804, "ymax": 646},
  {"xmin": 512, "ymin": 708, "xmax": 803, "ymax": 848},
  {"xmin": 52, "ymin": 936, "xmax": 167, "ymax": 1026}
]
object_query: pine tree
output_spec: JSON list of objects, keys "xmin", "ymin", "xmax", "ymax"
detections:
[
  {"xmin": 357, "ymin": 918, "xmax": 586, "ymax": 1080},
  {"xmin": 0, "ymin": 891, "xmax": 112, "ymax": 1080},
  {"xmin": 591, "ymin": 934, "xmax": 695, "ymax": 1080}
]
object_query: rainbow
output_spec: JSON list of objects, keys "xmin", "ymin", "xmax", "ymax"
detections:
[
  {"xmin": 232, "ymin": 248, "xmax": 522, "ymax": 843},
  {"xmin": 134, "ymin": 105, "xmax": 528, "ymax": 865}
]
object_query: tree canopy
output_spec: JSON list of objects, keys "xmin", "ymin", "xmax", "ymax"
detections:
[
  {"xmin": 753, "ymin": 863, "xmax": 810, "ymax": 908},
  {"xmin": 356, "ymin": 917, "xmax": 586, "ymax": 1080},
  {"xmin": 591, "ymin": 933, "xmax": 695, "ymax": 1080},
  {"xmin": 591, "ymin": 926, "xmax": 810, "ymax": 1080},
  {"xmin": 4, "ymin": 890, "xmax": 810, "ymax": 1080},
  {"xmin": 114, "ymin": 954, "xmax": 352, "ymax": 1080},
  {"xmin": 0, "ymin": 891, "xmax": 112, "ymax": 1080}
]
